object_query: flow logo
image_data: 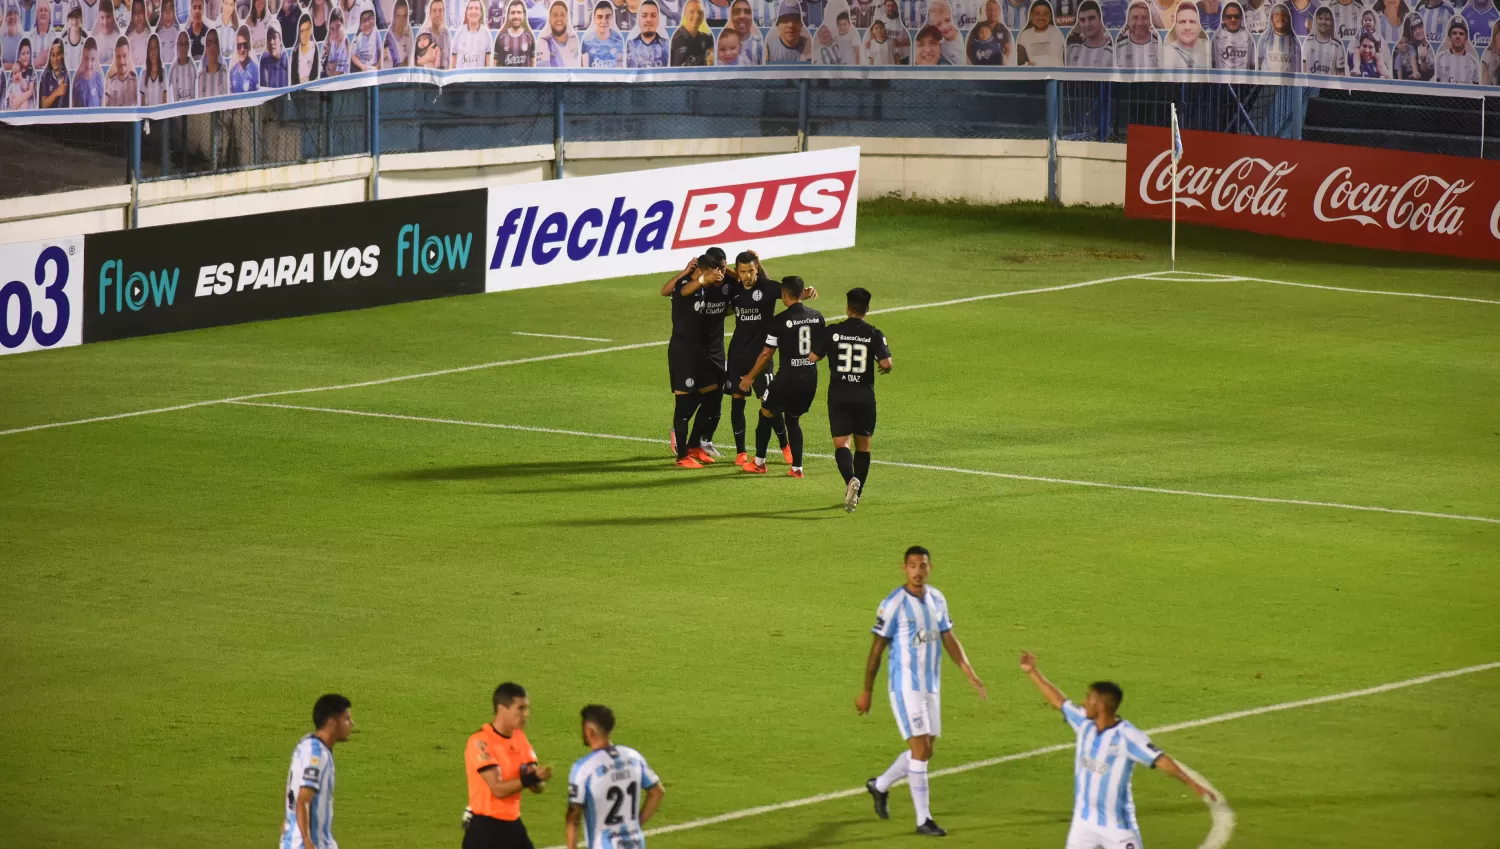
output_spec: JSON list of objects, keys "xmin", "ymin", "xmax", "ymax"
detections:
[
  {"xmin": 397, "ymin": 224, "xmax": 474, "ymax": 276},
  {"xmin": 98, "ymin": 257, "xmax": 180, "ymax": 313}
]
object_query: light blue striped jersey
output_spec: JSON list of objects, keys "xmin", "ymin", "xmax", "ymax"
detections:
[
  {"xmin": 280, "ymin": 734, "xmax": 337, "ymax": 849},
  {"xmin": 1062, "ymin": 701, "xmax": 1161, "ymax": 832},
  {"xmin": 568, "ymin": 745, "xmax": 661, "ymax": 849},
  {"xmin": 872, "ymin": 585, "xmax": 953, "ymax": 693}
]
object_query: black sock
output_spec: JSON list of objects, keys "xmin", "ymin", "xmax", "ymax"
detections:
[
  {"xmin": 854, "ymin": 450, "xmax": 871, "ymax": 491},
  {"xmin": 731, "ymin": 397, "xmax": 748, "ymax": 454},
  {"xmin": 835, "ymin": 447, "xmax": 854, "ymax": 483},
  {"xmin": 786, "ymin": 415, "xmax": 804, "ymax": 467},
  {"xmin": 755, "ymin": 413, "xmax": 773, "ymax": 460},
  {"xmin": 698, "ymin": 389, "xmax": 724, "ymax": 444},
  {"xmin": 772, "ymin": 413, "xmax": 789, "ymax": 449},
  {"xmin": 673, "ymin": 394, "xmax": 698, "ymax": 459}
]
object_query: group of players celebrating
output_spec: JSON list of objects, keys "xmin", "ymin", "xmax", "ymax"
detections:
[{"xmin": 664, "ymin": 247, "xmax": 892, "ymax": 512}]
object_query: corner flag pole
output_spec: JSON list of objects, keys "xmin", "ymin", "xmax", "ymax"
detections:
[{"xmin": 1170, "ymin": 105, "xmax": 1182, "ymax": 273}]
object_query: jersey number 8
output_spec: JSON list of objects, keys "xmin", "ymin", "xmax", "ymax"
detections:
[
  {"xmin": 835, "ymin": 341, "xmax": 868, "ymax": 374},
  {"xmin": 796, "ymin": 325, "xmax": 813, "ymax": 356}
]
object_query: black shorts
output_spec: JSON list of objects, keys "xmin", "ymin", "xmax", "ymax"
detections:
[
  {"xmin": 828, "ymin": 397, "xmax": 877, "ymax": 437},
  {"xmin": 463, "ymin": 815, "xmax": 534, "ymax": 849},
  {"xmin": 697, "ymin": 346, "xmax": 727, "ymax": 390},
  {"xmin": 728, "ymin": 349, "xmax": 772, "ymax": 398},
  {"xmin": 762, "ymin": 374, "xmax": 817, "ymax": 417},
  {"xmin": 668, "ymin": 338, "xmax": 698, "ymax": 393}
]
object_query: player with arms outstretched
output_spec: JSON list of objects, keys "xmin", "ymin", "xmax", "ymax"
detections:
[
  {"xmin": 858, "ymin": 546, "xmax": 987, "ymax": 837},
  {"xmin": 565, "ymin": 704, "xmax": 665, "ymax": 849},
  {"xmin": 1018, "ymin": 652, "xmax": 1216, "ymax": 849},
  {"xmin": 823, "ymin": 287, "xmax": 892, "ymax": 512}
]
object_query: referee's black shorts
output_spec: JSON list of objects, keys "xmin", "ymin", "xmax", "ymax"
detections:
[
  {"xmin": 828, "ymin": 397, "xmax": 877, "ymax": 437},
  {"xmin": 463, "ymin": 815, "xmax": 534, "ymax": 849}
]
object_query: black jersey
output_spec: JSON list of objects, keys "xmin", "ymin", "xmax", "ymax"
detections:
[
  {"xmin": 669, "ymin": 273, "xmax": 700, "ymax": 342},
  {"xmin": 699, "ymin": 278, "xmax": 732, "ymax": 350},
  {"xmin": 728, "ymin": 273, "xmax": 781, "ymax": 357},
  {"xmin": 825, "ymin": 317, "xmax": 891, "ymax": 401},
  {"xmin": 765, "ymin": 302, "xmax": 826, "ymax": 378}
]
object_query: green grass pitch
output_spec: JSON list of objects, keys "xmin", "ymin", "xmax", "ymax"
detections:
[{"xmin": 1, "ymin": 201, "xmax": 1497, "ymax": 849}]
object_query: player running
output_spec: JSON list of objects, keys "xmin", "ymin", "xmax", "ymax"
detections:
[
  {"xmin": 858, "ymin": 546, "xmax": 987, "ymax": 837},
  {"xmin": 464, "ymin": 683, "xmax": 554, "ymax": 849},
  {"xmin": 661, "ymin": 251, "xmax": 727, "ymax": 468},
  {"xmin": 280, "ymin": 694, "xmax": 354, "ymax": 849},
  {"xmin": 822, "ymin": 287, "xmax": 891, "ymax": 512},
  {"xmin": 565, "ymin": 704, "xmax": 666, "ymax": 849},
  {"xmin": 737, "ymin": 275, "xmax": 823, "ymax": 478},
  {"xmin": 726, "ymin": 250, "xmax": 793, "ymax": 468},
  {"xmin": 1018, "ymin": 652, "xmax": 1215, "ymax": 849}
]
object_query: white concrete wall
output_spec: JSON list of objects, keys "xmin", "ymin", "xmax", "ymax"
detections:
[{"xmin": 0, "ymin": 136, "xmax": 1128, "ymax": 245}]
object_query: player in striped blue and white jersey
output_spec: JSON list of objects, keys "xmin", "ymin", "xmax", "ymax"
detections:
[
  {"xmin": 1019, "ymin": 653, "xmax": 1214, "ymax": 849},
  {"xmin": 281, "ymin": 694, "xmax": 354, "ymax": 849},
  {"xmin": 565, "ymin": 705, "xmax": 665, "ymax": 849},
  {"xmin": 857, "ymin": 545, "xmax": 988, "ymax": 838}
]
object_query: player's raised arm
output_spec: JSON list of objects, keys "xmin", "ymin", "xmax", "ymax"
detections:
[
  {"xmin": 660, "ymin": 258, "xmax": 697, "ymax": 296},
  {"xmin": 1019, "ymin": 651, "xmax": 1068, "ymax": 710},
  {"xmin": 856, "ymin": 634, "xmax": 891, "ymax": 715},
  {"xmin": 941, "ymin": 630, "xmax": 987, "ymax": 700}
]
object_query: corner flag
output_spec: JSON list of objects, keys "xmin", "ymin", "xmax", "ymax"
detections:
[
  {"xmin": 1169, "ymin": 104, "xmax": 1181, "ymax": 272},
  {"xmin": 1171, "ymin": 104, "xmax": 1183, "ymax": 165}
]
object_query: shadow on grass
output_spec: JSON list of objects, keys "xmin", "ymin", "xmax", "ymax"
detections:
[
  {"xmin": 539, "ymin": 505, "xmax": 844, "ymax": 526},
  {"xmin": 384, "ymin": 455, "xmax": 668, "ymax": 481},
  {"xmin": 858, "ymin": 198, "xmax": 1500, "ymax": 274}
]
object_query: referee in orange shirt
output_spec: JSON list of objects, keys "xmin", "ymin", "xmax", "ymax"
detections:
[{"xmin": 464, "ymin": 682, "xmax": 554, "ymax": 849}]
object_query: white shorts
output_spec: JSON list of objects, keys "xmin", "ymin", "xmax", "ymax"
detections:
[
  {"xmin": 889, "ymin": 689, "xmax": 941, "ymax": 740},
  {"xmin": 1065, "ymin": 819, "xmax": 1143, "ymax": 849}
]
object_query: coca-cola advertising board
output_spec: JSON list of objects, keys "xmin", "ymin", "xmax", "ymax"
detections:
[{"xmin": 1125, "ymin": 126, "xmax": 1500, "ymax": 264}]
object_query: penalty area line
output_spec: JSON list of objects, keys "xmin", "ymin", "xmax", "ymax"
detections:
[
  {"xmin": 513, "ymin": 331, "xmax": 615, "ymax": 342},
  {"xmin": 533, "ymin": 661, "xmax": 1500, "ymax": 848},
  {"xmin": 224, "ymin": 401, "xmax": 1500, "ymax": 525}
]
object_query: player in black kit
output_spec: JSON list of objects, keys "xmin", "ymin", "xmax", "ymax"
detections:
[
  {"xmin": 687, "ymin": 249, "xmax": 733, "ymax": 463},
  {"xmin": 726, "ymin": 250, "xmax": 794, "ymax": 470},
  {"xmin": 737, "ymin": 276, "xmax": 824, "ymax": 478},
  {"xmin": 661, "ymin": 250, "xmax": 727, "ymax": 468},
  {"xmin": 822, "ymin": 288, "xmax": 892, "ymax": 512}
]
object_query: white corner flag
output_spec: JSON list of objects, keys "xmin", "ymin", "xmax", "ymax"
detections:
[{"xmin": 1170, "ymin": 104, "xmax": 1182, "ymax": 272}]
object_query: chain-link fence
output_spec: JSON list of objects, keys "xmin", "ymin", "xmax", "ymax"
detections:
[
  {"xmin": 2, "ymin": 81, "xmax": 1497, "ymax": 200},
  {"xmin": 0, "ymin": 121, "xmax": 132, "ymax": 198}
]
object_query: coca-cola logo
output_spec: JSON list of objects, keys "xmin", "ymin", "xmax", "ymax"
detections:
[
  {"xmin": 1314, "ymin": 167, "xmax": 1472, "ymax": 235},
  {"xmin": 1137, "ymin": 149, "xmax": 1294, "ymax": 217}
]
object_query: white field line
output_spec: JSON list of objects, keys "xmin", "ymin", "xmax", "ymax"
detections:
[
  {"xmin": 1162, "ymin": 271, "xmax": 1500, "ymax": 306},
  {"xmin": 0, "ymin": 275, "xmax": 1135, "ymax": 438},
  {"xmin": 513, "ymin": 332, "xmax": 614, "ymax": 342},
  {"xmin": 226, "ymin": 401, "xmax": 1500, "ymax": 525},
  {"xmin": 533, "ymin": 661, "xmax": 1500, "ymax": 848}
]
